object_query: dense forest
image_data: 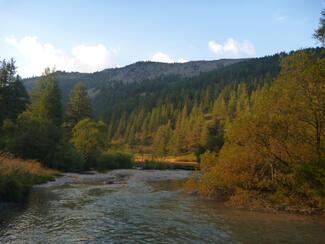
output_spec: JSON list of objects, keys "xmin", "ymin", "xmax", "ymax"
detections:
[{"xmin": 0, "ymin": 10, "xmax": 324, "ymax": 212}]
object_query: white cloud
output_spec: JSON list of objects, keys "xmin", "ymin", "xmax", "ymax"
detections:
[
  {"xmin": 176, "ymin": 58, "xmax": 188, "ymax": 63},
  {"xmin": 4, "ymin": 36, "xmax": 114, "ymax": 77},
  {"xmin": 208, "ymin": 38, "xmax": 256, "ymax": 57},
  {"xmin": 274, "ymin": 9, "xmax": 286, "ymax": 22},
  {"xmin": 150, "ymin": 52, "xmax": 188, "ymax": 63},
  {"xmin": 275, "ymin": 16, "xmax": 286, "ymax": 21},
  {"xmin": 151, "ymin": 52, "xmax": 173, "ymax": 63}
]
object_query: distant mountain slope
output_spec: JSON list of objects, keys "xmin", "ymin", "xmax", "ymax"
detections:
[{"xmin": 23, "ymin": 59, "xmax": 245, "ymax": 92}]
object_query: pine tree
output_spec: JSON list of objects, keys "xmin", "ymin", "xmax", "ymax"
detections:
[
  {"xmin": 66, "ymin": 82, "xmax": 92, "ymax": 128},
  {"xmin": 212, "ymin": 96, "xmax": 228, "ymax": 124},
  {"xmin": 153, "ymin": 122, "xmax": 172, "ymax": 156},
  {"xmin": 314, "ymin": 9, "xmax": 325, "ymax": 46},
  {"xmin": 236, "ymin": 83, "xmax": 249, "ymax": 115},
  {"xmin": 29, "ymin": 68, "xmax": 63, "ymax": 126},
  {"xmin": 0, "ymin": 59, "xmax": 29, "ymax": 125}
]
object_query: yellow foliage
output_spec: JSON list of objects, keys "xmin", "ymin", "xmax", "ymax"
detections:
[
  {"xmin": 199, "ymin": 50, "xmax": 325, "ymax": 211},
  {"xmin": 0, "ymin": 153, "xmax": 58, "ymax": 177}
]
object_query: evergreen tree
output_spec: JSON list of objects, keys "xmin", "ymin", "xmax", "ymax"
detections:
[
  {"xmin": 0, "ymin": 59, "xmax": 29, "ymax": 125},
  {"xmin": 314, "ymin": 9, "xmax": 325, "ymax": 46},
  {"xmin": 29, "ymin": 68, "xmax": 63, "ymax": 126},
  {"xmin": 6, "ymin": 67, "xmax": 71, "ymax": 168},
  {"xmin": 153, "ymin": 122, "xmax": 172, "ymax": 156},
  {"xmin": 66, "ymin": 82, "xmax": 92, "ymax": 128}
]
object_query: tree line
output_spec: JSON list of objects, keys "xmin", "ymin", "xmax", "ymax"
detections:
[{"xmin": 0, "ymin": 64, "xmax": 108, "ymax": 171}]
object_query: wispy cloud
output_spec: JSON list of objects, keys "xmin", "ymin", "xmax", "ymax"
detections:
[
  {"xmin": 275, "ymin": 16, "xmax": 286, "ymax": 21},
  {"xmin": 208, "ymin": 38, "xmax": 256, "ymax": 57},
  {"xmin": 274, "ymin": 9, "xmax": 286, "ymax": 22},
  {"xmin": 150, "ymin": 52, "xmax": 188, "ymax": 63},
  {"xmin": 4, "ymin": 36, "xmax": 115, "ymax": 77}
]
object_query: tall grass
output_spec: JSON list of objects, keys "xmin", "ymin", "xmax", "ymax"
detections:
[{"xmin": 0, "ymin": 153, "xmax": 58, "ymax": 202}]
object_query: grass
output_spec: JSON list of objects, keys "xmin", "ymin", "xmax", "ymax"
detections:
[
  {"xmin": 169, "ymin": 153, "xmax": 197, "ymax": 162},
  {"xmin": 134, "ymin": 153, "xmax": 198, "ymax": 171},
  {"xmin": 135, "ymin": 153, "xmax": 197, "ymax": 163},
  {"xmin": 0, "ymin": 153, "xmax": 59, "ymax": 203}
]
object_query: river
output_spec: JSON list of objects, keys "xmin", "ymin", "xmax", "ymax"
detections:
[{"xmin": 0, "ymin": 169, "xmax": 324, "ymax": 243}]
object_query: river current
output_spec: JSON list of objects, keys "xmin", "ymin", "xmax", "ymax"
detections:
[{"xmin": 0, "ymin": 170, "xmax": 324, "ymax": 243}]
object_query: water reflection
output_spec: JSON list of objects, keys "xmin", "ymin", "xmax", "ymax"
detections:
[{"xmin": 0, "ymin": 171, "xmax": 324, "ymax": 243}]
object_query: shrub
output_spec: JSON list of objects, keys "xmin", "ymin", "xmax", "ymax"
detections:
[
  {"xmin": 199, "ymin": 151, "xmax": 218, "ymax": 171},
  {"xmin": 0, "ymin": 153, "xmax": 58, "ymax": 202},
  {"xmin": 0, "ymin": 172, "xmax": 35, "ymax": 202},
  {"xmin": 45, "ymin": 142, "xmax": 85, "ymax": 172},
  {"xmin": 7, "ymin": 113, "xmax": 61, "ymax": 162},
  {"xmin": 71, "ymin": 119, "xmax": 106, "ymax": 164},
  {"xmin": 140, "ymin": 160, "xmax": 170, "ymax": 170},
  {"xmin": 96, "ymin": 152, "xmax": 134, "ymax": 170}
]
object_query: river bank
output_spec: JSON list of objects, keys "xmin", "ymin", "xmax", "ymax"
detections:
[{"xmin": 38, "ymin": 170, "xmax": 325, "ymax": 215}]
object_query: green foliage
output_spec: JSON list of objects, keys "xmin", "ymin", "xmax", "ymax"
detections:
[
  {"xmin": 0, "ymin": 173, "xmax": 32, "ymax": 202},
  {"xmin": 1, "ymin": 44, "xmax": 324, "ymax": 215},
  {"xmin": 153, "ymin": 122, "xmax": 172, "ymax": 156},
  {"xmin": 293, "ymin": 162, "xmax": 325, "ymax": 199},
  {"xmin": 71, "ymin": 118, "xmax": 107, "ymax": 167},
  {"xmin": 314, "ymin": 9, "xmax": 325, "ymax": 46},
  {"xmin": 5, "ymin": 67, "xmax": 66, "ymax": 166},
  {"xmin": 96, "ymin": 152, "xmax": 134, "ymax": 170},
  {"xmin": 45, "ymin": 141, "xmax": 85, "ymax": 172},
  {"xmin": 140, "ymin": 160, "xmax": 170, "ymax": 170},
  {"xmin": 8, "ymin": 112, "xmax": 61, "ymax": 163},
  {"xmin": 65, "ymin": 82, "xmax": 92, "ymax": 129},
  {"xmin": 0, "ymin": 59, "xmax": 29, "ymax": 126},
  {"xmin": 0, "ymin": 65, "xmax": 87, "ymax": 172},
  {"xmin": 29, "ymin": 68, "xmax": 63, "ymax": 126},
  {"xmin": 102, "ymin": 54, "xmax": 281, "ymax": 156},
  {"xmin": 0, "ymin": 154, "xmax": 57, "ymax": 203}
]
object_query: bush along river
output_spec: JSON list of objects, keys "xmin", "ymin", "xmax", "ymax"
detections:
[{"xmin": 0, "ymin": 169, "xmax": 325, "ymax": 243}]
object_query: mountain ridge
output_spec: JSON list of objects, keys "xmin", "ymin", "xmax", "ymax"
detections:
[{"xmin": 22, "ymin": 58, "xmax": 246, "ymax": 91}]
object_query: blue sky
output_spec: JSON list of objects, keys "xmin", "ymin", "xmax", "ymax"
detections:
[{"xmin": 0, "ymin": 0, "xmax": 323, "ymax": 77}]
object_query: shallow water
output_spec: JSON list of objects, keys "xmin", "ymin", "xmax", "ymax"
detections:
[{"xmin": 0, "ymin": 170, "xmax": 324, "ymax": 243}]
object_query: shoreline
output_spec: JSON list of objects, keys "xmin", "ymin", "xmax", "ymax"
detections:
[{"xmin": 12, "ymin": 169, "xmax": 325, "ymax": 216}]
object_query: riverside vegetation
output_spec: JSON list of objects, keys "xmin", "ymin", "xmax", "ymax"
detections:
[
  {"xmin": 0, "ymin": 154, "xmax": 58, "ymax": 202},
  {"xmin": 0, "ymin": 10, "xmax": 324, "ymax": 212}
]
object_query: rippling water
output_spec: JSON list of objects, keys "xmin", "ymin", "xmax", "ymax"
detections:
[{"xmin": 0, "ymin": 170, "xmax": 324, "ymax": 243}]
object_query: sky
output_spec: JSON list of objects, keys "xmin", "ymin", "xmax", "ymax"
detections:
[{"xmin": 0, "ymin": 0, "xmax": 324, "ymax": 77}]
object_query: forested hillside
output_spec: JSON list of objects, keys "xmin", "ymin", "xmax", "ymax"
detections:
[
  {"xmin": 23, "ymin": 59, "xmax": 244, "ymax": 101},
  {"xmin": 101, "ymin": 53, "xmax": 282, "ymax": 154},
  {"xmin": 22, "ymin": 54, "xmax": 282, "ymax": 154},
  {"xmin": 197, "ymin": 48, "xmax": 325, "ymax": 212},
  {"xmin": 1, "ymin": 10, "xmax": 324, "ymax": 211}
]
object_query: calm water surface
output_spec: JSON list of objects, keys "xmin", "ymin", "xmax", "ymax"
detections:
[{"xmin": 0, "ymin": 170, "xmax": 324, "ymax": 243}]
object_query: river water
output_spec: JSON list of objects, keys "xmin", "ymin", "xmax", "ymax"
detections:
[{"xmin": 0, "ymin": 170, "xmax": 324, "ymax": 243}]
